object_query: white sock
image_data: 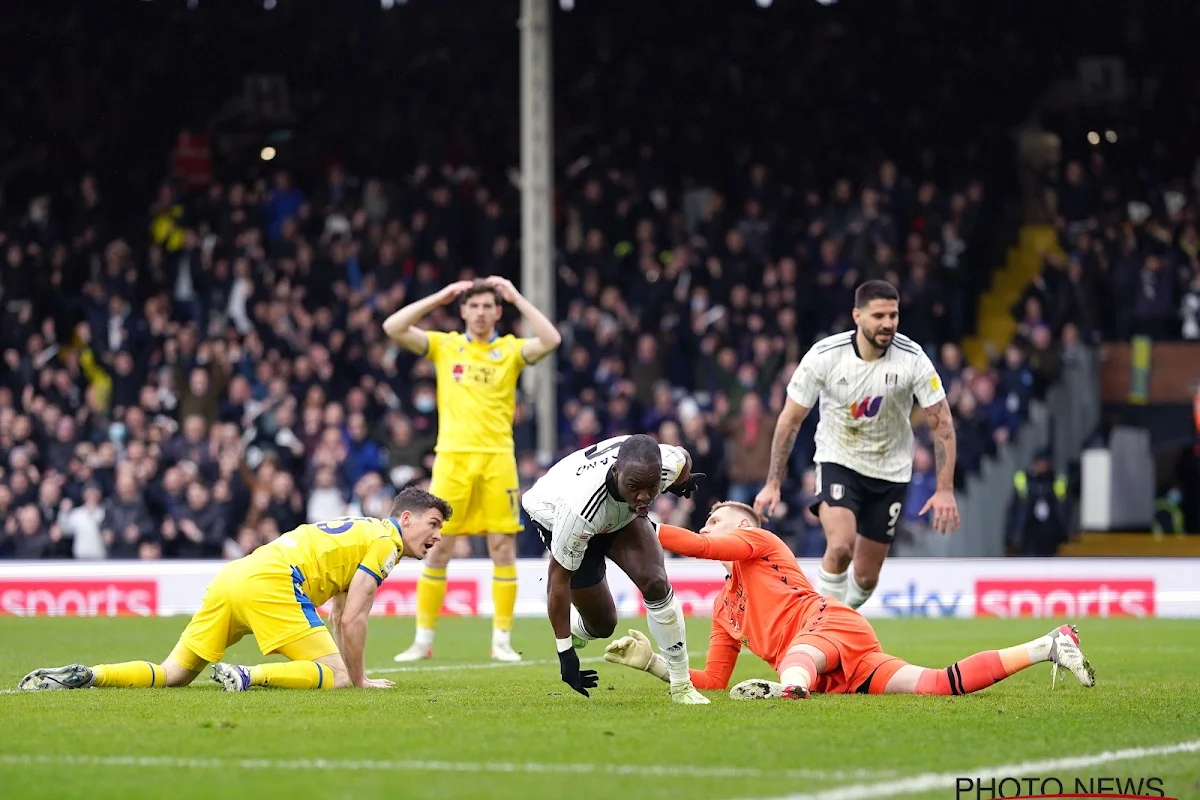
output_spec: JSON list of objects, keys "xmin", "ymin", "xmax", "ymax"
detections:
[
  {"xmin": 844, "ymin": 570, "xmax": 875, "ymax": 610},
  {"xmin": 570, "ymin": 606, "xmax": 597, "ymax": 642},
  {"xmin": 644, "ymin": 589, "xmax": 690, "ymax": 686},
  {"xmin": 1025, "ymin": 633, "xmax": 1054, "ymax": 663},
  {"xmin": 817, "ymin": 567, "xmax": 849, "ymax": 602},
  {"xmin": 491, "ymin": 628, "xmax": 511, "ymax": 648},
  {"xmin": 779, "ymin": 666, "xmax": 813, "ymax": 690},
  {"xmin": 414, "ymin": 627, "xmax": 435, "ymax": 648}
]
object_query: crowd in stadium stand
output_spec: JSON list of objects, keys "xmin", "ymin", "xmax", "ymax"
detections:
[
  {"xmin": 0, "ymin": 155, "xmax": 1059, "ymax": 561},
  {"xmin": 1030, "ymin": 153, "xmax": 1200, "ymax": 343},
  {"xmin": 1, "ymin": 2, "xmax": 1196, "ymax": 561}
]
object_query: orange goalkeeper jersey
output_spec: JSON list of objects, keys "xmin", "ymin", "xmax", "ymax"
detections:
[{"xmin": 657, "ymin": 524, "xmax": 826, "ymax": 690}]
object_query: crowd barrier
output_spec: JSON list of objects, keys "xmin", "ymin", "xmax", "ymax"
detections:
[{"xmin": 0, "ymin": 557, "xmax": 1196, "ymax": 619}]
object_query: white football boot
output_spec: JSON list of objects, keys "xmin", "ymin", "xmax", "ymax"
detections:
[
  {"xmin": 669, "ymin": 681, "xmax": 711, "ymax": 705},
  {"xmin": 211, "ymin": 663, "xmax": 252, "ymax": 692},
  {"xmin": 1048, "ymin": 624, "xmax": 1095, "ymax": 688},
  {"xmin": 729, "ymin": 678, "xmax": 810, "ymax": 700},
  {"xmin": 490, "ymin": 642, "xmax": 522, "ymax": 662},
  {"xmin": 18, "ymin": 664, "xmax": 96, "ymax": 691},
  {"xmin": 392, "ymin": 643, "xmax": 434, "ymax": 663}
]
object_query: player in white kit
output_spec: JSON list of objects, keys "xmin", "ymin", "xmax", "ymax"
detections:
[
  {"xmin": 754, "ymin": 280, "xmax": 960, "ymax": 609},
  {"xmin": 522, "ymin": 433, "xmax": 710, "ymax": 704}
]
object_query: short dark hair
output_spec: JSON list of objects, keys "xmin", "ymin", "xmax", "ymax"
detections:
[
  {"xmin": 460, "ymin": 280, "xmax": 502, "ymax": 306},
  {"xmin": 391, "ymin": 486, "xmax": 453, "ymax": 521},
  {"xmin": 855, "ymin": 280, "xmax": 899, "ymax": 308},
  {"xmin": 615, "ymin": 434, "xmax": 662, "ymax": 468}
]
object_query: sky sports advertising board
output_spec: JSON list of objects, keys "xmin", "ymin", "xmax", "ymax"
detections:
[{"xmin": 0, "ymin": 558, "xmax": 1194, "ymax": 619}]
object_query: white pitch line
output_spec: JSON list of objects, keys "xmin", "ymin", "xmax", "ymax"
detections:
[
  {"xmin": 367, "ymin": 650, "xmax": 707, "ymax": 675},
  {"xmin": 0, "ymin": 754, "xmax": 891, "ymax": 782},
  {"xmin": 734, "ymin": 739, "xmax": 1200, "ymax": 800}
]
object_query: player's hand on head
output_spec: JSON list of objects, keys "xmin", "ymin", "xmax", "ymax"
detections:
[
  {"xmin": 754, "ymin": 484, "xmax": 781, "ymax": 519},
  {"xmin": 557, "ymin": 647, "xmax": 598, "ymax": 697},
  {"xmin": 482, "ymin": 275, "xmax": 520, "ymax": 302},
  {"xmin": 919, "ymin": 488, "xmax": 960, "ymax": 535},
  {"xmin": 438, "ymin": 280, "xmax": 476, "ymax": 305}
]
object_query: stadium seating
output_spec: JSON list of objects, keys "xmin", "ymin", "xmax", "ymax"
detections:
[{"xmin": 1, "ymin": 0, "xmax": 1195, "ymax": 562}]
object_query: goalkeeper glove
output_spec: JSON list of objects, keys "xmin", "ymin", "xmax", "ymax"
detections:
[
  {"xmin": 667, "ymin": 471, "xmax": 705, "ymax": 499},
  {"xmin": 603, "ymin": 629, "xmax": 670, "ymax": 682}
]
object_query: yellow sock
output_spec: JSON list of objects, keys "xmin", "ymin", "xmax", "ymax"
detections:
[
  {"xmin": 492, "ymin": 564, "xmax": 518, "ymax": 633},
  {"xmin": 248, "ymin": 662, "xmax": 334, "ymax": 690},
  {"xmin": 416, "ymin": 566, "xmax": 448, "ymax": 631},
  {"xmin": 91, "ymin": 661, "xmax": 164, "ymax": 688}
]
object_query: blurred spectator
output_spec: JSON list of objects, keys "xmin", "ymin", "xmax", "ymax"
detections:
[
  {"xmin": 7, "ymin": 0, "xmax": 1165, "ymax": 564},
  {"xmin": 903, "ymin": 445, "xmax": 938, "ymax": 537},
  {"xmin": 722, "ymin": 393, "xmax": 777, "ymax": 507},
  {"xmin": 64, "ymin": 483, "xmax": 107, "ymax": 559}
]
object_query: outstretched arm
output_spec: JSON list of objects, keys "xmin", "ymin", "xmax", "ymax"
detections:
[
  {"xmin": 658, "ymin": 524, "xmax": 772, "ymax": 561},
  {"xmin": 484, "ymin": 276, "xmax": 562, "ymax": 364},
  {"xmin": 604, "ymin": 624, "xmax": 741, "ymax": 690}
]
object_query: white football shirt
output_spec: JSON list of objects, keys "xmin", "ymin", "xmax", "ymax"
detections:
[
  {"xmin": 787, "ymin": 330, "xmax": 946, "ymax": 483},
  {"xmin": 522, "ymin": 435, "xmax": 686, "ymax": 571}
]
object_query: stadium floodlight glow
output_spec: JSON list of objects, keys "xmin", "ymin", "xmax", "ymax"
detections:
[
  {"xmin": 559, "ymin": 0, "xmax": 574, "ymax": 10},
  {"xmin": 1087, "ymin": 131, "xmax": 1100, "ymax": 145},
  {"xmin": 1105, "ymin": 129, "xmax": 1118, "ymax": 143},
  {"xmin": 261, "ymin": 146, "xmax": 277, "ymax": 162},
  {"xmin": 815, "ymin": 0, "xmax": 839, "ymax": 5},
  {"xmin": 755, "ymin": 0, "xmax": 773, "ymax": 7},
  {"xmin": 263, "ymin": 0, "xmax": 276, "ymax": 9}
]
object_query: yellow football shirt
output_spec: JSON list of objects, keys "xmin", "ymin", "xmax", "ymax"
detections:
[
  {"xmin": 425, "ymin": 330, "xmax": 530, "ymax": 454},
  {"xmin": 249, "ymin": 517, "xmax": 404, "ymax": 606}
]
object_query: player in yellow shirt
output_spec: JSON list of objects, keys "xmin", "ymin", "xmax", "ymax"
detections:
[
  {"xmin": 17, "ymin": 488, "xmax": 451, "ymax": 692},
  {"xmin": 383, "ymin": 276, "xmax": 561, "ymax": 662}
]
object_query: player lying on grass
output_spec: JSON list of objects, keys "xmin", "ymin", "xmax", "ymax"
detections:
[
  {"xmin": 19, "ymin": 488, "xmax": 451, "ymax": 693},
  {"xmin": 604, "ymin": 501, "xmax": 1095, "ymax": 699}
]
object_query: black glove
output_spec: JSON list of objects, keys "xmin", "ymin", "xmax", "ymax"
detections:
[
  {"xmin": 557, "ymin": 647, "xmax": 599, "ymax": 697},
  {"xmin": 667, "ymin": 472, "xmax": 706, "ymax": 499}
]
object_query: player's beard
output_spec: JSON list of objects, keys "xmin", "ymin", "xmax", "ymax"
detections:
[{"xmin": 863, "ymin": 326, "xmax": 894, "ymax": 351}]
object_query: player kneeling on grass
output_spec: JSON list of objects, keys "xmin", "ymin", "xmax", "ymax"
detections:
[
  {"xmin": 604, "ymin": 501, "xmax": 1094, "ymax": 699},
  {"xmin": 19, "ymin": 488, "xmax": 451, "ymax": 693}
]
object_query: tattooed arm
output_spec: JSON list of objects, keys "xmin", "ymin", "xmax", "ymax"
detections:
[
  {"xmin": 753, "ymin": 397, "xmax": 812, "ymax": 518},
  {"xmin": 920, "ymin": 397, "xmax": 960, "ymax": 533},
  {"xmin": 924, "ymin": 397, "xmax": 957, "ymax": 490}
]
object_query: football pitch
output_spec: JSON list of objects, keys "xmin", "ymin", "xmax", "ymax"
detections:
[{"xmin": 1, "ymin": 616, "xmax": 1197, "ymax": 800}]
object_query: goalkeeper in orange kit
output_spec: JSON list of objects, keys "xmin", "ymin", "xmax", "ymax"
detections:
[{"xmin": 604, "ymin": 501, "xmax": 1095, "ymax": 698}]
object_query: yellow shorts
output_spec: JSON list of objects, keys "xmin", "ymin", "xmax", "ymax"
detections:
[
  {"xmin": 172, "ymin": 560, "xmax": 340, "ymax": 667},
  {"xmin": 429, "ymin": 451, "xmax": 523, "ymax": 535}
]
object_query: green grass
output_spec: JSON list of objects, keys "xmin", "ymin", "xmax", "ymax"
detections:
[{"xmin": 1, "ymin": 617, "xmax": 1197, "ymax": 800}]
